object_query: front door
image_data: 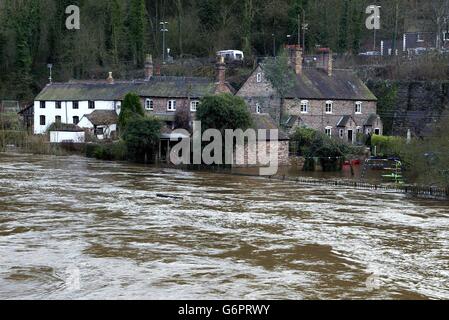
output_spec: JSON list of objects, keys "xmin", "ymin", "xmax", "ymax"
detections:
[{"xmin": 348, "ymin": 130, "xmax": 353, "ymax": 144}]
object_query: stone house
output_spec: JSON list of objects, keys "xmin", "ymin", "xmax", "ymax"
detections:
[{"xmin": 237, "ymin": 45, "xmax": 382, "ymax": 143}]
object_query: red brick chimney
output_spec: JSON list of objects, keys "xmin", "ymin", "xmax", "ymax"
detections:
[
  {"xmin": 316, "ymin": 48, "xmax": 333, "ymax": 76},
  {"xmin": 215, "ymin": 56, "xmax": 229, "ymax": 93},
  {"xmin": 144, "ymin": 54, "xmax": 153, "ymax": 80},
  {"xmin": 107, "ymin": 72, "xmax": 114, "ymax": 84},
  {"xmin": 285, "ymin": 45, "xmax": 303, "ymax": 75}
]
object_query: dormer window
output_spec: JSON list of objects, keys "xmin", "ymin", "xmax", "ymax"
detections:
[
  {"xmin": 145, "ymin": 98, "xmax": 154, "ymax": 110},
  {"xmin": 167, "ymin": 99, "xmax": 176, "ymax": 111},
  {"xmin": 355, "ymin": 101, "xmax": 362, "ymax": 114},
  {"xmin": 256, "ymin": 73, "xmax": 262, "ymax": 83},
  {"xmin": 325, "ymin": 101, "xmax": 333, "ymax": 114},
  {"xmin": 300, "ymin": 100, "xmax": 309, "ymax": 113}
]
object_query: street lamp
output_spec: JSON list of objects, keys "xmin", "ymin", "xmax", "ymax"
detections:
[
  {"xmin": 47, "ymin": 64, "xmax": 53, "ymax": 83},
  {"xmin": 160, "ymin": 21, "xmax": 169, "ymax": 64}
]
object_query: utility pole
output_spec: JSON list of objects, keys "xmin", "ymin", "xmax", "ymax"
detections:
[
  {"xmin": 297, "ymin": 13, "xmax": 301, "ymax": 47},
  {"xmin": 373, "ymin": 6, "xmax": 381, "ymax": 51},
  {"xmin": 160, "ymin": 21, "xmax": 169, "ymax": 64},
  {"xmin": 302, "ymin": 9, "xmax": 308, "ymax": 52},
  {"xmin": 272, "ymin": 33, "xmax": 276, "ymax": 57}
]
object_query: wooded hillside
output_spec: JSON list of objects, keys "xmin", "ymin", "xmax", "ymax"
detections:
[{"xmin": 0, "ymin": 0, "xmax": 445, "ymax": 101}]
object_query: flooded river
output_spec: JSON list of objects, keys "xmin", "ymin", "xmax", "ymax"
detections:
[{"xmin": 0, "ymin": 153, "xmax": 448, "ymax": 300}]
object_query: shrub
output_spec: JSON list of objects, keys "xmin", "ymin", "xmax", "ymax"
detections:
[
  {"xmin": 371, "ymin": 135, "xmax": 405, "ymax": 157},
  {"xmin": 85, "ymin": 141, "xmax": 127, "ymax": 161}
]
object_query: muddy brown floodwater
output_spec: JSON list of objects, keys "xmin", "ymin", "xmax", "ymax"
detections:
[{"xmin": 0, "ymin": 153, "xmax": 448, "ymax": 300}]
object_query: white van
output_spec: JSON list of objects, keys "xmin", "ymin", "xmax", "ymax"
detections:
[{"xmin": 216, "ymin": 50, "xmax": 244, "ymax": 62}]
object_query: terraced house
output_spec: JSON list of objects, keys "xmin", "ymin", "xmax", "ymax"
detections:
[
  {"xmin": 33, "ymin": 55, "xmax": 234, "ymax": 138},
  {"xmin": 237, "ymin": 46, "xmax": 383, "ymax": 143}
]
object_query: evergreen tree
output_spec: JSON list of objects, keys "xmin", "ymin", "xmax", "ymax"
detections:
[{"xmin": 128, "ymin": 0, "xmax": 147, "ymax": 66}]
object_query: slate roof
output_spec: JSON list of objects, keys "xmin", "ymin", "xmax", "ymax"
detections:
[
  {"xmin": 85, "ymin": 110, "xmax": 118, "ymax": 126},
  {"xmin": 35, "ymin": 76, "xmax": 225, "ymax": 101},
  {"xmin": 285, "ymin": 115, "xmax": 299, "ymax": 127},
  {"xmin": 285, "ymin": 68, "xmax": 377, "ymax": 101},
  {"xmin": 47, "ymin": 123, "xmax": 84, "ymax": 132},
  {"xmin": 365, "ymin": 114, "xmax": 379, "ymax": 126},
  {"xmin": 252, "ymin": 114, "xmax": 289, "ymax": 141},
  {"xmin": 337, "ymin": 115, "xmax": 353, "ymax": 127}
]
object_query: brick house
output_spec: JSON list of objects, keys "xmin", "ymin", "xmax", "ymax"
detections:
[{"xmin": 237, "ymin": 46, "xmax": 383, "ymax": 143}]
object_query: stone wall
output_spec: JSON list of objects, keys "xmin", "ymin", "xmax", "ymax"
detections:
[{"xmin": 233, "ymin": 140, "xmax": 290, "ymax": 168}]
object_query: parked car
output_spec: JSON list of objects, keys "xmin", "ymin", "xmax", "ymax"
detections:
[{"xmin": 358, "ymin": 51, "xmax": 381, "ymax": 56}]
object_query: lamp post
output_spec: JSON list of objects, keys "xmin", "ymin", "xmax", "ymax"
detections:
[
  {"xmin": 160, "ymin": 21, "xmax": 169, "ymax": 64},
  {"xmin": 47, "ymin": 64, "xmax": 53, "ymax": 83}
]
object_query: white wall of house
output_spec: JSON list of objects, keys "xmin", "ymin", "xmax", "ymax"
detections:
[
  {"xmin": 50, "ymin": 131, "xmax": 85, "ymax": 143},
  {"xmin": 34, "ymin": 100, "xmax": 120, "ymax": 134}
]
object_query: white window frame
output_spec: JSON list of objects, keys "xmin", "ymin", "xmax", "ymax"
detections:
[
  {"xmin": 300, "ymin": 100, "xmax": 309, "ymax": 114},
  {"xmin": 145, "ymin": 98, "xmax": 154, "ymax": 111},
  {"xmin": 356, "ymin": 126, "xmax": 362, "ymax": 134},
  {"xmin": 190, "ymin": 100, "xmax": 200, "ymax": 112},
  {"xmin": 325, "ymin": 126, "xmax": 332, "ymax": 137},
  {"xmin": 256, "ymin": 103, "xmax": 261, "ymax": 114},
  {"xmin": 374, "ymin": 128, "xmax": 381, "ymax": 135},
  {"xmin": 167, "ymin": 99, "xmax": 176, "ymax": 111},
  {"xmin": 444, "ymin": 31, "xmax": 449, "ymax": 41},
  {"xmin": 339, "ymin": 129, "xmax": 344, "ymax": 139},
  {"xmin": 256, "ymin": 73, "xmax": 262, "ymax": 83},
  {"xmin": 325, "ymin": 100, "xmax": 333, "ymax": 114},
  {"xmin": 355, "ymin": 101, "xmax": 362, "ymax": 114}
]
